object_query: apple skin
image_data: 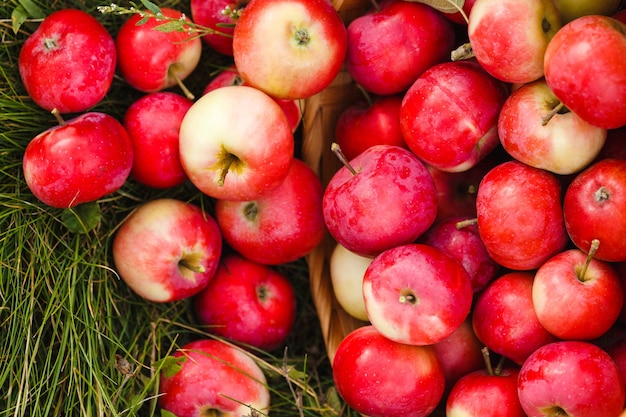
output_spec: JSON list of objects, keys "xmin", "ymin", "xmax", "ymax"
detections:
[
  {"xmin": 563, "ymin": 158, "xmax": 626, "ymax": 262},
  {"xmin": 553, "ymin": 0, "xmax": 622, "ymax": 23},
  {"xmin": 193, "ymin": 253, "xmax": 296, "ymax": 352},
  {"xmin": 214, "ymin": 158, "xmax": 325, "ymax": 265},
  {"xmin": 123, "ymin": 92, "xmax": 192, "ymax": 189},
  {"xmin": 345, "ymin": 0, "xmax": 456, "ymax": 96},
  {"xmin": 532, "ymin": 248, "xmax": 624, "ymax": 340},
  {"xmin": 18, "ymin": 9, "xmax": 116, "ymax": 113},
  {"xmin": 498, "ymin": 78, "xmax": 607, "ymax": 175},
  {"xmin": 329, "ymin": 243, "xmax": 372, "ymax": 322},
  {"xmin": 332, "ymin": 325, "xmax": 446, "ymax": 417},
  {"xmin": 400, "ymin": 60, "xmax": 509, "ymax": 172},
  {"xmin": 467, "ymin": 0, "xmax": 562, "ymax": 84},
  {"xmin": 23, "ymin": 112, "xmax": 133, "ymax": 208},
  {"xmin": 517, "ymin": 340, "xmax": 626, "ymax": 417},
  {"xmin": 544, "ymin": 15, "xmax": 626, "ymax": 129},
  {"xmin": 158, "ymin": 338, "xmax": 270, "ymax": 417},
  {"xmin": 232, "ymin": 0, "xmax": 347, "ymax": 100},
  {"xmin": 322, "ymin": 144, "xmax": 438, "ymax": 258},
  {"xmin": 190, "ymin": 0, "xmax": 246, "ymax": 56},
  {"xmin": 112, "ymin": 198, "xmax": 222, "ymax": 303},
  {"xmin": 476, "ymin": 160, "xmax": 568, "ymax": 270},
  {"xmin": 115, "ymin": 8, "xmax": 202, "ymax": 94},
  {"xmin": 179, "ymin": 85, "xmax": 294, "ymax": 201},
  {"xmin": 362, "ymin": 243, "xmax": 473, "ymax": 346}
]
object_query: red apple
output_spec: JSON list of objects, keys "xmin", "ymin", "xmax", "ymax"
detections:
[
  {"xmin": 193, "ymin": 253, "xmax": 296, "ymax": 352},
  {"xmin": 563, "ymin": 158, "xmax": 626, "ymax": 262},
  {"xmin": 112, "ymin": 198, "xmax": 222, "ymax": 303},
  {"xmin": 214, "ymin": 158, "xmax": 325, "ymax": 265},
  {"xmin": 159, "ymin": 338, "xmax": 270, "ymax": 417},
  {"xmin": 232, "ymin": 0, "xmax": 347, "ymax": 99},
  {"xmin": 363, "ymin": 243, "xmax": 473, "ymax": 346},
  {"xmin": 345, "ymin": 0, "xmax": 456, "ymax": 95},
  {"xmin": 400, "ymin": 60, "xmax": 508, "ymax": 172},
  {"xmin": 467, "ymin": 0, "xmax": 562, "ymax": 84},
  {"xmin": 190, "ymin": 0, "xmax": 245, "ymax": 56},
  {"xmin": 23, "ymin": 111, "xmax": 133, "ymax": 208},
  {"xmin": 123, "ymin": 91, "xmax": 192, "ymax": 189},
  {"xmin": 476, "ymin": 160, "xmax": 568, "ymax": 270},
  {"xmin": 517, "ymin": 340, "xmax": 625, "ymax": 417},
  {"xmin": 179, "ymin": 85, "xmax": 294, "ymax": 201},
  {"xmin": 333, "ymin": 325, "xmax": 446, "ymax": 417},
  {"xmin": 544, "ymin": 15, "xmax": 626, "ymax": 129},
  {"xmin": 115, "ymin": 8, "xmax": 202, "ymax": 96},
  {"xmin": 18, "ymin": 9, "xmax": 116, "ymax": 113}
]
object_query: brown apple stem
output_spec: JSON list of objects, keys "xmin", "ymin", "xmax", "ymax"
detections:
[
  {"xmin": 356, "ymin": 83, "xmax": 373, "ymax": 106},
  {"xmin": 541, "ymin": 101, "xmax": 565, "ymax": 126},
  {"xmin": 51, "ymin": 108, "xmax": 66, "ymax": 126},
  {"xmin": 331, "ymin": 142, "xmax": 358, "ymax": 176},
  {"xmin": 494, "ymin": 354, "xmax": 506, "ymax": 376},
  {"xmin": 179, "ymin": 259, "xmax": 205, "ymax": 274},
  {"xmin": 451, "ymin": 42, "xmax": 474, "ymax": 61},
  {"xmin": 578, "ymin": 239, "xmax": 600, "ymax": 282},
  {"xmin": 217, "ymin": 158, "xmax": 234, "ymax": 187},
  {"xmin": 456, "ymin": 218, "xmax": 478, "ymax": 229},
  {"xmin": 168, "ymin": 67, "xmax": 195, "ymax": 100},
  {"xmin": 481, "ymin": 346, "xmax": 494, "ymax": 376}
]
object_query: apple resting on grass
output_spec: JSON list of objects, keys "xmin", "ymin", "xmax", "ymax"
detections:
[
  {"xmin": 193, "ymin": 253, "xmax": 296, "ymax": 352},
  {"xmin": 23, "ymin": 111, "xmax": 133, "ymax": 208},
  {"xmin": 18, "ymin": 9, "xmax": 116, "ymax": 113},
  {"xmin": 179, "ymin": 85, "xmax": 294, "ymax": 201},
  {"xmin": 232, "ymin": 0, "xmax": 347, "ymax": 100},
  {"xmin": 112, "ymin": 198, "xmax": 222, "ymax": 303},
  {"xmin": 159, "ymin": 338, "xmax": 270, "ymax": 417}
]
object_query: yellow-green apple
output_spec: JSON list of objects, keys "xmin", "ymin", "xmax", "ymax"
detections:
[
  {"xmin": 532, "ymin": 246, "xmax": 624, "ymax": 340},
  {"xmin": 363, "ymin": 243, "xmax": 473, "ymax": 346},
  {"xmin": 563, "ymin": 159, "xmax": 626, "ymax": 262},
  {"xmin": 553, "ymin": 0, "xmax": 622, "ymax": 23},
  {"xmin": 332, "ymin": 325, "xmax": 446, "ymax": 417},
  {"xmin": 467, "ymin": 0, "xmax": 562, "ymax": 84},
  {"xmin": 190, "ymin": 0, "xmax": 246, "ymax": 56},
  {"xmin": 179, "ymin": 85, "xmax": 294, "ymax": 201},
  {"xmin": 112, "ymin": 198, "xmax": 222, "ymax": 303},
  {"xmin": 498, "ymin": 78, "xmax": 607, "ymax": 175},
  {"xmin": 400, "ymin": 60, "xmax": 508, "ymax": 172},
  {"xmin": 544, "ymin": 15, "xmax": 626, "ymax": 129},
  {"xmin": 472, "ymin": 272, "xmax": 558, "ymax": 366},
  {"xmin": 476, "ymin": 160, "xmax": 568, "ymax": 270},
  {"xmin": 517, "ymin": 341, "xmax": 625, "ymax": 417},
  {"xmin": 23, "ymin": 111, "xmax": 133, "ymax": 208},
  {"xmin": 158, "ymin": 338, "xmax": 270, "ymax": 417},
  {"xmin": 329, "ymin": 242, "xmax": 372, "ymax": 322},
  {"xmin": 322, "ymin": 144, "xmax": 438, "ymax": 257},
  {"xmin": 214, "ymin": 158, "xmax": 325, "ymax": 265},
  {"xmin": 123, "ymin": 91, "xmax": 192, "ymax": 189},
  {"xmin": 18, "ymin": 9, "xmax": 116, "ymax": 114},
  {"xmin": 232, "ymin": 0, "xmax": 347, "ymax": 99},
  {"xmin": 193, "ymin": 253, "xmax": 296, "ymax": 352},
  {"xmin": 115, "ymin": 8, "xmax": 202, "ymax": 96},
  {"xmin": 345, "ymin": 0, "xmax": 456, "ymax": 95}
]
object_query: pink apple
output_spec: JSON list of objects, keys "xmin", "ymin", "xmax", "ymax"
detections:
[
  {"xmin": 115, "ymin": 8, "xmax": 202, "ymax": 96},
  {"xmin": 472, "ymin": 271, "xmax": 559, "ymax": 365},
  {"xmin": 23, "ymin": 111, "xmax": 133, "ymax": 208},
  {"xmin": 467, "ymin": 0, "xmax": 562, "ymax": 84},
  {"xmin": 345, "ymin": 0, "xmax": 455, "ymax": 95},
  {"xmin": 476, "ymin": 160, "xmax": 568, "ymax": 270},
  {"xmin": 159, "ymin": 338, "xmax": 270, "ymax": 417},
  {"xmin": 123, "ymin": 91, "xmax": 192, "ymax": 189},
  {"xmin": 18, "ymin": 9, "xmax": 116, "ymax": 113},
  {"xmin": 232, "ymin": 0, "xmax": 347, "ymax": 99},
  {"xmin": 400, "ymin": 60, "xmax": 508, "ymax": 172},
  {"xmin": 112, "ymin": 198, "xmax": 222, "ymax": 303},
  {"xmin": 190, "ymin": 0, "xmax": 244, "ymax": 56},
  {"xmin": 498, "ymin": 78, "xmax": 607, "ymax": 175},
  {"xmin": 517, "ymin": 340, "xmax": 625, "ymax": 417},
  {"xmin": 363, "ymin": 243, "xmax": 473, "ymax": 346},
  {"xmin": 544, "ymin": 15, "xmax": 626, "ymax": 129},
  {"xmin": 193, "ymin": 253, "xmax": 296, "ymax": 352},
  {"xmin": 563, "ymin": 158, "xmax": 626, "ymax": 262},
  {"xmin": 214, "ymin": 158, "xmax": 325, "ymax": 265},
  {"xmin": 333, "ymin": 325, "xmax": 446, "ymax": 417},
  {"xmin": 179, "ymin": 85, "xmax": 294, "ymax": 201},
  {"xmin": 323, "ymin": 144, "xmax": 438, "ymax": 257},
  {"xmin": 329, "ymin": 242, "xmax": 372, "ymax": 322},
  {"xmin": 334, "ymin": 94, "xmax": 407, "ymax": 161}
]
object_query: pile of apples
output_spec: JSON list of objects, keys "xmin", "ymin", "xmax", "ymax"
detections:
[{"xmin": 15, "ymin": 0, "xmax": 626, "ymax": 415}]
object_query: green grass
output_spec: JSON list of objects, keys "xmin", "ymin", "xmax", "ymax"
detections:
[{"xmin": 0, "ymin": 1, "xmax": 350, "ymax": 415}]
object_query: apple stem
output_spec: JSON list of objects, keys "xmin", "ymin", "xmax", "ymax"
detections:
[
  {"xmin": 331, "ymin": 142, "xmax": 358, "ymax": 176},
  {"xmin": 51, "ymin": 108, "xmax": 66, "ymax": 126},
  {"xmin": 368, "ymin": 0, "xmax": 381, "ymax": 12},
  {"xmin": 168, "ymin": 67, "xmax": 195, "ymax": 100},
  {"xmin": 481, "ymin": 347, "xmax": 494, "ymax": 376},
  {"xmin": 578, "ymin": 239, "xmax": 600, "ymax": 282},
  {"xmin": 541, "ymin": 101, "xmax": 565, "ymax": 126},
  {"xmin": 456, "ymin": 218, "xmax": 478, "ymax": 229},
  {"xmin": 217, "ymin": 158, "xmax": 234, "ymax": 187},
  {"xmin": 451, "ymin": 42, "xmax": 474, "ymax": 61},
  {"xmin": 356, "ymin": 83, "xmax": 373, "ymax": 106},
  {"xmin": 179, "ymin": 259, "xmax": 205, "ymax": 274}
]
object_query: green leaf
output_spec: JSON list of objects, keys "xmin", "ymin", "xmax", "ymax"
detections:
[
  {"xmin": 18, "ymin": 0, "xmax": 45, "ymax": 18},
  {"xmin": 407, "ymin": 0, "xmax": 465, "ymax": 14},
  {"xmin": 61, "ymin": 201, "xmax": 101, "ymax": 234},
  {"xmin": 136, "ymin": 16, "xmax": 150, "ymax": 26},
  {"xmin": 138, "ymin": 0, "xmax": 162, "ymax": 16},
  {"xmin": 153, "ymin": 20, "xmax": 187, "ymax": 33},
  {"xmin": 154, "ymin": 355, "xmax": 187, "ymax": 378},
  {"xmin": 11, "ymin": 6, "xmax": 28, "ymax": 33},
  {"xmin": 161, "ymin": 410, "xmax": 178, "ymax": 417}
]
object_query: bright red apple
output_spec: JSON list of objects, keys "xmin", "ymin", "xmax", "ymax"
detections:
[{"xmin": 190, "ymin": 0, "xmax": 245, "ymax": 56}]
